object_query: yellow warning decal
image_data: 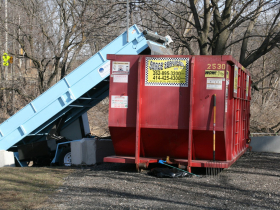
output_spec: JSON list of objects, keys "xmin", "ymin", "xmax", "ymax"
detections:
[
  {"xmin": 234, "ymin": 65, "xmax": 238, "ymax": 94},
  {"xmin": 205, "ymin": 70, "xmax": 224, "ymax": 78}
]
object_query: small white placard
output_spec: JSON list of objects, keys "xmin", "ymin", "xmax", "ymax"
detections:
[
  {"xmin": 112, "ymin": 61, "xmax": 130, "ymax": 75},
  {"xmin": 98, "ymin": 61, "xmax": 110, "ymax": 78},
  {"xmin": 225, "ymin": 100, "xmax": 228, "ymax": 113},
  {"xmin": 226, "ymin": 80, "xmax": 230, "ymax": 85},
  {"xmin": 113, "ymin": 75, "xmax": 128, "ymax": 83},
  {"xmin": 206, "ymin": 78, "xmax": 223, "ymax": 90},
  {"xmin": 111, "ymin": 95, "xmax": 128, "ymax": 108}
]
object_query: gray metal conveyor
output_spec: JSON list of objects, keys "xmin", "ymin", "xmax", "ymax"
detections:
[{"xmin": 0, "ymin": 25, "xmax": 172, "ymax": 151}]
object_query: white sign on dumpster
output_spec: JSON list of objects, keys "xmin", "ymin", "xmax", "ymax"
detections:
[
  {"xmin": 111, "ymin": 95, "xmax": 128, "ymax": 108},
  {"xmin": 206, "ymin": 78, "xmax": 223, "ymax": 90}
]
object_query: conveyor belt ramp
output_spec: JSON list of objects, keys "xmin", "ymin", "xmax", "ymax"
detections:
[{"xmin": 0, "ymin": 25, "xmax": 171, "ymax": 150}]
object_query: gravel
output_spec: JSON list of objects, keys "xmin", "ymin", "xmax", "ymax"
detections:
[{"xmin": 41, "ymin": 152, "xmax": 280, "ymax": 209}]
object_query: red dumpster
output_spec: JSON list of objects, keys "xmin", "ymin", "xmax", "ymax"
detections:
[{"xmin": 104, "ymin": 55, "xmax": 251, "ymax": 172}]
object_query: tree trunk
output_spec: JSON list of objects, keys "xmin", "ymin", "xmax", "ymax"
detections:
[
  {"xmin": 212, "ymin": 0, "xmax": 232, "ymax": 55},
  {"xmin": 240, "ymin": 0, "xmax": 263, "ymax": 65}
]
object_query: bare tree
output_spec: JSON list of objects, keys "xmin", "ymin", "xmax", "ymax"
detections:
[
  {"xmin": 134, "ymin": 0, "xmax": 280, "ymax": 133},
  {"xmin": 1, "ymin": 0, "xmax": 279, "ymax": 133},
  {"xmin": 137, "ymin": 0, "xmax": 280, "ymax": 67},
  {"xmin": 0, "ymin": 0, "xmax": 132, "ymax": 120}
]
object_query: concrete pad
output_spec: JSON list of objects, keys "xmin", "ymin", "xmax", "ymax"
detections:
[
  {"xmin": 71, "ymin": 138, "xmax": 96, "ymax": 166},
  {"xmin": 250, "ymin": 136, "xmax": 280, "ymax": 153},
  {"xmin": 0, "ymin": 150, "xmax": 15, "ymax": 167}
]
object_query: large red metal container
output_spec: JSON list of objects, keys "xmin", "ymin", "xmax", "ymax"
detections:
[{"xmin": 104, "ymin": 55, "xmax": 251, "ymax": 172}]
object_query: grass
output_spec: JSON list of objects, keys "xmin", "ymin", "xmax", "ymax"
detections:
[{"xmin": 0, "ymin": 167, "xmax": 74, "ymax": 210}]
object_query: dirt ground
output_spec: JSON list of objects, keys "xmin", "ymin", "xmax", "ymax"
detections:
[{"xmin": 40, "ymin": 152, "xmax": 280, "ymax": 210}]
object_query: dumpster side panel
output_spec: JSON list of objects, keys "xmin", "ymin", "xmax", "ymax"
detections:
[
  {"xmin": 139, "ymin": 55, "xmax": 191, "ymax": 158},
  {"xmin": 193, "ymin": 130, "xmax": 226, "ymax": 160},
  {"xmin": 141, "ymin": 128, "xmax": 189, "ymax": 158},
  {"xmin": 225, "ymin": 62, "xmax": 235, "ymax": 161},
  {"xmin": 192, "ymin": 56, "xmax": 226, "ymax": 131},
  {"xmin": 192, "ymin": 56, "xmax": 227, "ymax": 160},
  {"xmin": 109, "ymin": 127, "xmax": 136, "ymax": 156},
  {"xmin": 108, "ymin": 55, "xmax": 140, "ymax": 156},
  {"xmin": 108, "ymin": 55, "xmax": 140, "ymax": 127},
  {"xmin": 140, "ymin": 55, "xmax": 191, "ymax": 129}
]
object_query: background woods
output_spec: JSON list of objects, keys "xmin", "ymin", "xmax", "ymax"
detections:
[{"xmin": 0, "ymin": 0, "xmax": 280, "ymax": 135}]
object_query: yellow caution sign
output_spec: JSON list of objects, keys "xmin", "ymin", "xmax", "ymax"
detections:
[
  {"xmin": 146, "ymin": 57, "xmax": 189, "ymax": 87},
  {"xmin": 2, "ymin": 53, "xmax": 10, "ymax": 66},
  {"xmin": 205, "ymin": 70, "xmax": 224, "ymax": 78}
]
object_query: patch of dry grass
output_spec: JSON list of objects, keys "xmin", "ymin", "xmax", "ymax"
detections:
[{"xmin": 0, "ymin": 167, "xmax": 74, "ymax": 210}]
